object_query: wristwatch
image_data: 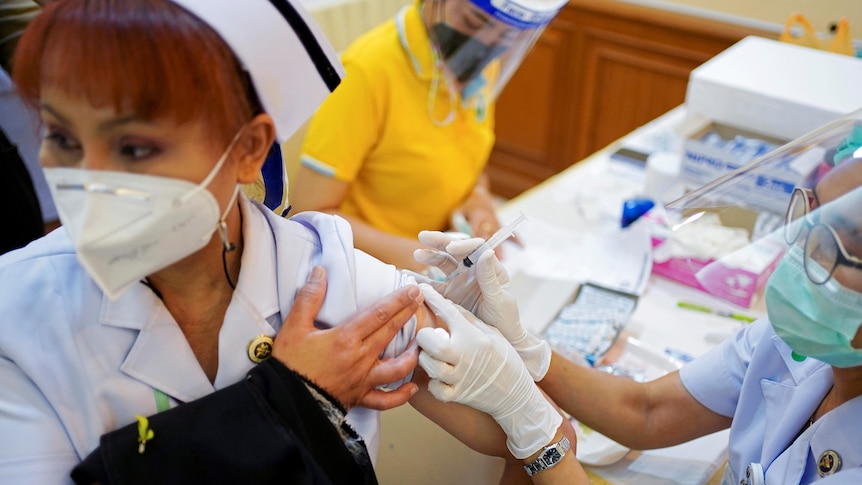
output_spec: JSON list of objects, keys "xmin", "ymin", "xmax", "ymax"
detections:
[{"xmin": 523, "ymin": 436, "xmax": 571, "ymax": 477}]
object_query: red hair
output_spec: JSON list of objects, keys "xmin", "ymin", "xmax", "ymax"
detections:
[{"xmin": 12, "ymin": 0, "xmax": 259, "ymax": 145}]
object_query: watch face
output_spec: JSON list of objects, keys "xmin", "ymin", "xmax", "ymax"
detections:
[
  {"xmin": 525, "ymin": 437, "xmax": 571, "ymax": 476},
  {"xmin": 545, "ymin": 448, "xmax": 562, "ymax": 464}
]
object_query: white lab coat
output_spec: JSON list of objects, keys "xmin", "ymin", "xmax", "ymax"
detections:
[
  {"xmin": 680, "ymin": 318, "xmax": 862, "ymax": 484},
  {"xmin": 0, "ymin": 195, "xmax": 416, "ymax": 484}
]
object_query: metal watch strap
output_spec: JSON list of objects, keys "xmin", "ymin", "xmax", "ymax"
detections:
[{"xmin": 524, "ymin": 435, "xmax": 571, "ymax": 477}]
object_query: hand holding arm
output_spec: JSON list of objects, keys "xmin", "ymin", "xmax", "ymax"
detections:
[{"xmin": 274, "ymin": 266, "xmax": 422, "ymax": 410}]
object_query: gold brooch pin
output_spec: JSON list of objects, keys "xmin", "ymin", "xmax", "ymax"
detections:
[
  {"xmin": 818, "ymin": 450, "xmax": 841, "ymax": 477},
  {"xmin": 248, "ymin": 335, "xmax": 274, "ymax": 363}
]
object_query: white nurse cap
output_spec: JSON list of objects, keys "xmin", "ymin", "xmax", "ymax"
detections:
[{"xmin": 171, "ymin": 0, "xmax": 345, "ymax": 143}]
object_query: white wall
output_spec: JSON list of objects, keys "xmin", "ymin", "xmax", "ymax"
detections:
[{"xmin": 299, "ymin": 0, "xmax": 409, "ymax": 52}]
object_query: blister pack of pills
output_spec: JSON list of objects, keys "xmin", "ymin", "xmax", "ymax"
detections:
[{"xmin": 543, "ymin": 283, "xmax": 638, "ymax": 366}]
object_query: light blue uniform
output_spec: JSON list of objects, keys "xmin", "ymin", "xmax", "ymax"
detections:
[
  {"xmin": 680, "ymin": 318, "xmax": 862, "ymax": 484},
  {"xmin": 0, "ymin": 195, "xmax": 416, "ymax": 484}
]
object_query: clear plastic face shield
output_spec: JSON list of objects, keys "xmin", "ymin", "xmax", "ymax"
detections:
[
  {"xmin": 425, "ymin": 0, "xmax": 564, "ymax": 100},
  {"xmin": 774, "ymin": 159, "xmax": 862, "ymax": 368},
  {"xmin": 659, "ymin": 110, "xmax": 862, "ymax": 319}
]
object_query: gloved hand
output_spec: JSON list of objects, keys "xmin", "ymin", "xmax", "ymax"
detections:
[
  {"xmin": 416, "ymin": 284, "xmax": 561, "ymax": 459},
  {"xmin": 472, "ymin": 250, "xmax": 552, "ymax": 381},
  {"xmin": 413, "ymin": 231, "xmax": 551, "ymax": 381},
  {"xmin": 410, "ymin": 230, "xmax": 509, "ymax": 314}
]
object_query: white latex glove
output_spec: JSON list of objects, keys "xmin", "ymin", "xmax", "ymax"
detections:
[
  {"xmin": 473, "ymin": 250, "xmax": 552, "ymax": 381},
  {"xmin": 410, "ymin": 230, "xmax": 509, "ymax": 314},
  {"xmin": 413, "ymin": 231, "xmax": 550, "ymax": 381},
  {"xmin": 416, "ymin": 284, "xmax": 561, "ymax": 459}
]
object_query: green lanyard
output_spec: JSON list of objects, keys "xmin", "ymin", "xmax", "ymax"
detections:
[{"xmin": 152, "ymin": 389, "xmax": 170, "ymax": 413}]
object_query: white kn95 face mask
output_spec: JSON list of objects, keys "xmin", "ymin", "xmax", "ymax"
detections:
[{"xmin": 43, "ymin": 136, "xmax": 241, "ymax": 300}]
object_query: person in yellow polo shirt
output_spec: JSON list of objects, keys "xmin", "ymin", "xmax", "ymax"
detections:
[{"xmin": 292, "ymin": 0, "xmax": 564, "ymax": 271}]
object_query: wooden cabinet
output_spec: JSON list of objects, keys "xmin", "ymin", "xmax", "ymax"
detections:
[{"xmin": 487, "ymin": 0, "xmax": 776, "ymax": 199}]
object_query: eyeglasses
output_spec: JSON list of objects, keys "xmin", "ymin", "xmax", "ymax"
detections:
[
  {"xmin": 784, "ymin": 187, "xmax": 862, "ymax": 285},
  {"xmin": 783, "ymin": 187, "xmax": 816, "ymax": 245}
]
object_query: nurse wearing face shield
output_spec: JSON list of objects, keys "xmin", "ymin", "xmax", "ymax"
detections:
[
  {"xmin": 429, "ymin": 0, "xmax": 559, "ymax": 98},
  {"xmin": 417, "ymin": 112, "xmax": 862, "ymax": 483},
  {"xmin": 292, "ymin": 0, "xmax": 564, "ymax": 272}
]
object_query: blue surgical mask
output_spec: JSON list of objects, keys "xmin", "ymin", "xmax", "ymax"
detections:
[{"xmin": 766, "ymin": 246, "xmax": 862, "ymax": 368}]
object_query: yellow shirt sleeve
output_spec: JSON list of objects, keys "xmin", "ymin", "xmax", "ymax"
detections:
[{"xmin": 300, "ymin": 60, "xmax": 381, "ymax": 183}]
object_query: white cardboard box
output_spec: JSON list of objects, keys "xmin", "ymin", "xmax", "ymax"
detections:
[{"xmin": 686, "ymin": 36, "xmax": 862, "ymax": 141}]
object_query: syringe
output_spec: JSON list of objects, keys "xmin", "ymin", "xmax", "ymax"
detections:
[{"xmin": 446, "ymin": 212, "xmax": 527, "ymax": 281}]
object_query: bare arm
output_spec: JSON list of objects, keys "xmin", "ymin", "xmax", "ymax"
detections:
[
  {"xmin": 540, "ymin": 351, "xmax": 731, "ymax": 450},
  {"xmin": 291, "ymin": 166, "xmax": 429, "ymax": 271},
  {"xmin": 273, "ymin": 267, "xmax": 423, "ymax": 410}
]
